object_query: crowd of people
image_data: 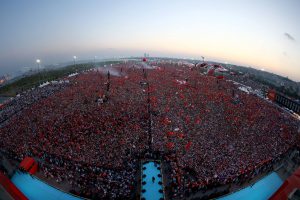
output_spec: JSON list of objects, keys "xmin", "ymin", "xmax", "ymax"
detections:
[
  {"xmin": 0, "ymin": 82, "xmax": 68, "ymax": 126},
  {"xmin": 147, "ymin": 64, "xmax": 299, "ymax": 198},
  {"xmin": 0, "ymin": 62, "xmax": 299, "ymax": 199}
]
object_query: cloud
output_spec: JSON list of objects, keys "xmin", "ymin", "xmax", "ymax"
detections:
[{"xmin": 284, "ymin": 32, "xmax": 295, "ymax": 41}]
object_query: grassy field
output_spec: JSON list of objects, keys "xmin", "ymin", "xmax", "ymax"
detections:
[{"xmin": 0, "ymin": 61, "xmax": 120, "ymax": 97}]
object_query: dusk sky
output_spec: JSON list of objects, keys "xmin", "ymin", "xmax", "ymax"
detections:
[{"xmin": 0, "ymin": 0, "xmax": 299, "ymax": 80}]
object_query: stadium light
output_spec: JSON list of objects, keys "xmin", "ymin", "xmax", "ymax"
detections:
[
  {"xmin": 201, "ymin": 56, "xmax": 205, "ymax": 62},
  {"xmin": 94, "ymin": 56, "xmax": 97, "ymax": 66},
  {"xmin": 73, "ymin": 56, "xmax": 77, "ymax": 67},
  {"xmin": 36, "ymin": 59, "xmax": 41, "ymax": 85}
]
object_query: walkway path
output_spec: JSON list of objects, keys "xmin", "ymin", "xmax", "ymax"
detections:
[{"xmin": 141, "ymin": 161, "xmax": 164, "ymax": 200}]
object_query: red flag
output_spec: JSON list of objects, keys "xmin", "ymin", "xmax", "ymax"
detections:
[
  {"xmin": 178, "ymin": 133, "xmax": 184, "ymax": 139},
  {"xmin": 166, "ymin": 142, "xmax": 175, "ymax": 149},
  {"xmin": 167, "ymin": 132, "xmax": 175, "ymax": 137},
  {"xmin": 185, "ymin": 141, "xmax": 192, "ymax": 150}
]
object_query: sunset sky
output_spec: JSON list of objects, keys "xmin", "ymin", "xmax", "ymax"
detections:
[{"xmin": 0, "ymin": 0, "xmax": 299, "ymax": 80}]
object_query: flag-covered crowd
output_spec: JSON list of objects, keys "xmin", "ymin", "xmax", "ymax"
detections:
[
  {"xmin": 0, "ymin": 62, "xmax": 298, "ymax": 199},
  {"xmin": 0, "ymin": 83, "xmax": 67, "ymax": 126}
]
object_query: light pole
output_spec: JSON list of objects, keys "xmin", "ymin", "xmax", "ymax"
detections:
[
  {"xmin": 146, "ymin": 82, "xmax": 152, "ymax": 152},
  {"xmin": 73, "ymin": 56, "xmax": 77, "ymax": 72},
  {"xmin": 73, "ymin": 56, "xmax": 77, "ymax": 66},
  {"xmin": 36, "ymin": 59, "xmax": 41, "ymax": 85},
  {"xmin": 201, "ymin": 56, "xmax": 205, "ymax": 63}
]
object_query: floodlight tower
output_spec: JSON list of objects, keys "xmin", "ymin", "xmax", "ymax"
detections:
[
  {"xmin": 36, "ymin": 59, "xmax": 41, "ymax": 66},
  {"xmin": 73, "ymin": 56, "xmax": 77, "ymax": 67},
  {"xmin": 36, "ymin": 59, "xmax": 41, "ymax": 85},
  {"xmin": 147, "ymin": 82, "xmax": 152, "ymax": 152},
  {"xmin": 201, "ymin": 56, "xmax": 205, "ymax": 62},
  {"xmin": 94, "ymin": 56, "xmax": 97, "ymax": 66}
]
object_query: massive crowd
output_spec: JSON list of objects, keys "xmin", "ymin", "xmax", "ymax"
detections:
[
  {"xmin": 0, "ymin": 82, "xmax": 67, "ymax": 126},
  {"xmin": 0, "ymin": 62, "xmax": 299, "ymax": 199}
]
